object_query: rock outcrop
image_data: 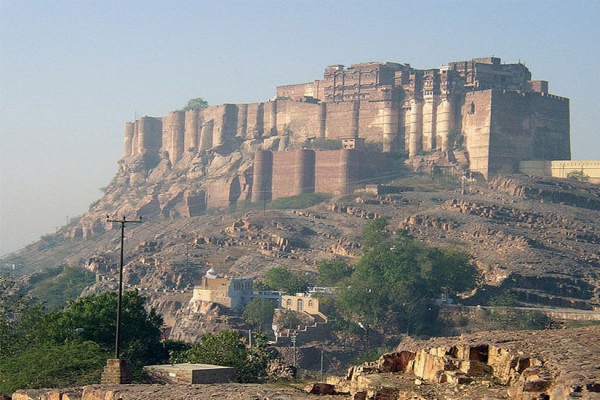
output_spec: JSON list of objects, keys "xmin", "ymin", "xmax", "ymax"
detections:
[{"xmin": 327, "ymin": 326, "xmax": 600, "ymax": 399}]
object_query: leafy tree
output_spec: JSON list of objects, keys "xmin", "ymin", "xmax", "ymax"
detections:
[
  {"xmin": 567, "ymin": 170, "xmax": 590, "ymax": 182},
  {"xmin": 336, "ymin": 221, "xmax": 480, "ymax": 335},
  {"xmin": 361, "ymin": 218, "xmax": 389, "ymax": 250},
  {"xmin": 0, "ymin": 282, "xmax": 165, "ymax": 393},
  {"xmin": 29, "ymin": 265, "xmax": 95, "ymax": 310},
  {"xmin": 0, "ymin": 341, "xmax": 107, "ymax": 394},
  {"xmin": 316, "ymin": 259, "xmax": 352, "ymax": 286},
  {"xmin": 48, "ymin": 290, "xmax": 164, "ymax": 377},
  {"xmin": 182, "ymin": 97, "xmax": 208, "ymax": 111},
  {"xmin": 489, "ymin": 290, "xmax": 519, "ymax": 307},
  {"xmin": 264, "ymin": 266, "xmax": 309, "ymax": 294},
  {"xmin": 243, "ymin": 298, "xmax": 277, "ymax": 332},
  {"xmin": 170, "ymin": 330, "xmax": 276, "ymax": 382},
  {"xmin": 0, "ymin": 275, "xmax": 46, "ymax": 359}
]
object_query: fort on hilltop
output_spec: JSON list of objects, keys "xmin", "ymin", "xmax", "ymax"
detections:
[{"xmin": 119, "ymin": 57, "xmax": 572, "ymax": 214}]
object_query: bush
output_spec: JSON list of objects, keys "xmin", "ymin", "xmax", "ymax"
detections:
[
  {"xmin": 170, "ymin": 331, "xmax": 276, "ymax": 382},
  {"xmin": 0, "ymin": 341, "xmax": 107, "ymax": 394},
  {"xmin": 264, "ymin": 266, "xmax": 310, "ymax": 294},
  {"xmin": 270, "ymin": 193, "xmax": 330, "ymax": 209},
  {"xmin": 302, "ymin": 138, "xmax": 342, "ymax": 150},
  {"xmin": 29, "ymin": 265, "xmax": 95, "ymax": 310},
  {"xmin": 181, "ymin": 97, "xmax": 208, "ymax": 111}
]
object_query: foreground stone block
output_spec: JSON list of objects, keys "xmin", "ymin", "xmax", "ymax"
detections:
[
  {"xmin": 303, "ymin": 382, "xmax": 336, "ymax": 395},
  {"xmin": 143, "ymin": 363, "xmax": 236, "ymax": 384},
  {"xmin": 101, "ymin": 359, "xmax": 131, "ymax": 384}
]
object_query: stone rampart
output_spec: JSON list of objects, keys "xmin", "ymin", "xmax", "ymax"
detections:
[
  {"xmin": 520, "ymin": 160, "xmax": 600, "ymax": 184},
  {"xmin": 120, "ymin": 57, "xmax": 572, "ymax": 206}
]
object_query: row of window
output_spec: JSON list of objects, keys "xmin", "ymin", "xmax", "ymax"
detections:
[{"xmin": 285, "ymin": 298, "xmax": 314, "ymax": 311}]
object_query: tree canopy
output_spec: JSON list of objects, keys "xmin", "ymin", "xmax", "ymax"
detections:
[
  {"xmin": 242, "ymin": 297, "xmax": 277, "ymax": 332},
  {"xmin": 334, "ymin": 219, "xmax": 480, "ymax": 334},
  {"xmin": 263, "ymin": 266, "xmax": 309, "ymax": 294},
  {"xmin": 0, "ymin": 282, "xmax": 164, "ymax": 394},
  {"xmin": 181, "ymin": 97, "xmax": 208, "ymax": 111},
  {"xmin": 316, "ymin": 259, "xmax": 353, "ymax": 286}
]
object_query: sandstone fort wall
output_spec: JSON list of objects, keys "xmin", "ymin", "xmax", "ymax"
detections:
[
  {"xmin": 520, "ymin": 160, "xmax": 600, "ymax": 184},
  {"xmin": 122, "ymin": 57, "xmax": 575, "ymax": 210}
]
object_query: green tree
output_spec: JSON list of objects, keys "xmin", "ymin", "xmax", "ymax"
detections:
[
  {"xmin": 0, "ymin": 281, "xmax": 165, "ymax": 393},
  {"xmin": 567, "ymin": 170, "xmax": 590, "ymax": 182},
  {"xmin": 316, "ymin": 259, "xmax": 352, "ymax": 286},
  {"xmin": 182, "ymin": 97, "xmax": 208, "ymax": 111},
  {"xmin": 48, "ymin": 290, "xmax": 164, "ymax": 377},
  {"xmin": 264, "ymin": 266, "xmax": 309, "ymax": 294},
  {"xmin": 0, "ymin": 341, "xmax": 107, "ymax": 394},
  {"xmin": 243, "ymin": 297, "xmax": 277, "ymax": 331},
  {"xmin": 361, "ymin": 218, "xmax": 389, "ymax": 250},
  {"xmin": 29, "ymin": 265, "xmax": 95, "ymax": 310},
  {"xmin": 170, "ymin": 330, "xmax": 276, "ymax": 383},
  {"xmin": 336, "ymin": 223, "xmax": 480, "ymax": 335}
]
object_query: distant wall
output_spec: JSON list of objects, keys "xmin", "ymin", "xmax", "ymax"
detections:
[
  {"xmin": 520, "ymin": 160, "xmax": 600, "ymax": 184},
  {"xmin": 463, "ymin": 91, "xmax": 492, "ymax": 177},
  {"xmin": 462, "ymin": 89, "xmax": 570, "ymax": 178},
  {"xmin": 256, "ymin": 149, "xmax": 389, "ymax": 201}
]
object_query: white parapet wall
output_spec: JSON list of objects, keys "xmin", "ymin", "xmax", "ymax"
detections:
[{"xmin": 520, "ymin": 160, "xmax": 600, "ymax": 184}]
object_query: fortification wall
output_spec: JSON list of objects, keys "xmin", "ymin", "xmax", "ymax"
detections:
[
  {"xmin": 271, "ymin": 151, "xmax": 301, "ymax": 199},
  {"xmin": 325, "ymin": 102, "xmax": 358, "ymax": 139},
  {"xmin": 205, "ymin": 176, "xmax": 242, "ymax": 208},
  {"xmin": 184, "ymin": 109, "xmax": 201, "ymax": 151},
  {"xmin": 163, "ymin": 111, "xmax": 185, "ymax": 163},
  {"xmin": 135, "ymin": 116, "xmax": 162, "ymax": 155},
  {"xmin": 358, "ymin": 101, "xmax": 388, "ymax": 144},
  {"xmin": 530, "ymin": 94, "xmax": 570, "ymax": 160},
  {"xmin": 520, "ymin": 160, "xmax": 600, "ymax": 184},
  {"xmin": 276, "ymin": 82, "xmax": 316, "ymax": 99},
  {"xmin": 121, "ymin": 58, "xmax": 571, "ymax": 185},
  {"xmin": 314, "ymin": 150, "xmax": 347, "ymax": 195},
  {"xmin": 245, "ymin": 102, "xmax": 264, "ymax": 139},
  {"xmin": 487, "ymin": 91, "xmax": 535, "ymax": 175},
  {"xmin": 463, "ymin": 91, "xmax": 493, "ymax": 177},
  {"xmin": 251, "ymin": 150, "xmax": 273, "ymax": 202},
  {"xmin": 264, "ymin": 101, "xmax": 277, "ymax": 137},
  {"xmin": 488, "ymin": 91, "xmax": 571, "ymax": 176},
  {"xmin": 275, "ymin": 100, "xmax": 322, "ymax": 142}
]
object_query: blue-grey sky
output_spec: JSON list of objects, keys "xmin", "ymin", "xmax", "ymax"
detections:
[{"xmin": 1, "ymin": 0, "xmax": 599, "ymax": 255}]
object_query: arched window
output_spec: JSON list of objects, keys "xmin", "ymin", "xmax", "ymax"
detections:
[
  {"xmin": 297, "ymin": 299, "xmax": 303, "ymax": 311},
  {"xmin": 469, "ymin": 102, "xmax": 475, "ymax": 115},
  {"xmin": 286, "ymin": 299, "xmax": 292, "ymax": 308},
  {"xmin": 308, "ymin": 300, "xmax": 314, "ymax": 307}
]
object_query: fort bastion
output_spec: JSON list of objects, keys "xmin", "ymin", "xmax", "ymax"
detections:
[{"xmin": 98, "ymin": 57, "xmax": 573, "ymax": 232}]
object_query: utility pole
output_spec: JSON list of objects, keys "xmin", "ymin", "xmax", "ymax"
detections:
[
  {"xmin": 320, "ymin": 348, "xmax": 324, "ymax": 380},
  {"xmin": 106, "ymin": 215, "xmax": 142, "ymax": 359},
  {"xmin": 291, "ymin": 331, "xmax": 297, "ymax": 368}
]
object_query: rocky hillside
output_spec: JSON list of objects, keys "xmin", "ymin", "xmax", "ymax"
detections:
[{"xmin": 4, "ymin": 170, "xmax": 599, "ymax": 317}]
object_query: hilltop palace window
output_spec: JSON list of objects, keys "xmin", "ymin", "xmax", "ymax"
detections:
[{"xmin": 468, "ymin": 102, "xmax": 475, "ymax": 115}]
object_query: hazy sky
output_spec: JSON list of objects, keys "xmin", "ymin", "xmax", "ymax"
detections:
[{"xmin": 1, "ymin": 1, "xmax": 599, "ymax": 255}]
